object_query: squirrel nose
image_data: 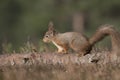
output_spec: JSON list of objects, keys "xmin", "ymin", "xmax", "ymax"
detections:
[
  {"xmin": 43, "ymin": 38, "xmax": 49, "ymax": 43},
  {"xmin": 43, "ymin": 38, "xmax": 45, "ymax": 42},
  {"xmin": 43, "ymin": 38, "xmax": 46, "ymax": 42}
]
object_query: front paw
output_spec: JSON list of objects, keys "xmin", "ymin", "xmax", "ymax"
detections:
[{"xmin": 57, "ymin": 50, "xmax": 68, "ymax": 54}]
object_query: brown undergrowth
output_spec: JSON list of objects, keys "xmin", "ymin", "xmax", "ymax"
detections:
[
  {"xmin": 0, "ymin": 43, "xmax": 120, "ymax": 80},
  {"xmin": 0, "ymin": 63, "xmax": 120, "ymax": 80}
]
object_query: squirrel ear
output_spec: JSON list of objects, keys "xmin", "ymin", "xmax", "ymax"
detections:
[{"xmin": 48, "ymin": 21, "xmax": 54, "ymax": 31}]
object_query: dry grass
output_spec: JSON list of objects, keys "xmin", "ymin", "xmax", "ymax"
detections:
[
  {"xmin": 0, "ymin": 42, "xmax": 120, "ymax": 80},
  {"xmin": 0, "ymin": 63, "xmax": 120, "ymax": 80}
]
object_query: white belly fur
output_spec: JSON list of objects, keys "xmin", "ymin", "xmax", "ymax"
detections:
[{"xmin": 52, "ymin": 41, "xmax": 63, "ymax": 52}]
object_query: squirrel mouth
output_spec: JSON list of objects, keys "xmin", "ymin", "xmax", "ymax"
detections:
[
  {"xmin": 43, "ymin": 39, "xmax": 50, "ymax": 43},
  {"xmin": 43, "ymin": 39, "xmax": 47, "ymax": 42}
]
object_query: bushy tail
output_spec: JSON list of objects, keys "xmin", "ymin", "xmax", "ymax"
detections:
[{"xmin": 89, "ymin": 24, "xmax": 120, "ymax": 54}]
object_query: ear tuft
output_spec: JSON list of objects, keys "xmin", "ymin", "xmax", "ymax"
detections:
[{"xmin": 48, "ymin": 21, "xmax": 54, "ymax": 31}]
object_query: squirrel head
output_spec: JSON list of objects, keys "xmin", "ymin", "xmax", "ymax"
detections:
[{"xmin": 43, "ymin": 21, "xmax": 58, "ymax": 43}]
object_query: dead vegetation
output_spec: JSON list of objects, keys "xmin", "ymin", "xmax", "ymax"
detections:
[
  {"xmin": 0, "ymin": 47, "xmax": 120, "ymax": 80},
  {"xmin": 1, "ymin": 38, "xmax": 120, "ymax": 80},
  {"xmin": 0, "ymin": 62, "xmax": 120, "ymax": 80}
]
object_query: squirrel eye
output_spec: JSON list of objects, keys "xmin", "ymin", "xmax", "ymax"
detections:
[{"xmin": 45, "ymin": 35, "xmax": 49, "ymax": 38}]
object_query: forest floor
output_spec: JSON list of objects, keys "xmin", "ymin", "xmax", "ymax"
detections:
[{"xmin": 0, "ymin": 51, "xmax": 119, "ymax": 80}]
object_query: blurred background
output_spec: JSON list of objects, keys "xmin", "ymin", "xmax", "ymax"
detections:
[{"xmin": 0, "ymin": 0, "xmax": 120, "ymax": 53}]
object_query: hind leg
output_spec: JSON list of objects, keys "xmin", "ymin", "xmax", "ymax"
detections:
[
  {"xmin": 78, "ymin": 45, "xmax": 92, "ymax": 57},
  {"xmin": 72, "ymin": 44, "xmax": 92, "ymax": 57}
]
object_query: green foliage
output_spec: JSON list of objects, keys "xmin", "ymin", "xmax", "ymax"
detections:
[
  {"xmin": 0, "ymin": 0, "xmax": 120, "ymax": 52},
  {"xmin": 2, "ymin": 43, "xmax": 13, "ymax": 53}
]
